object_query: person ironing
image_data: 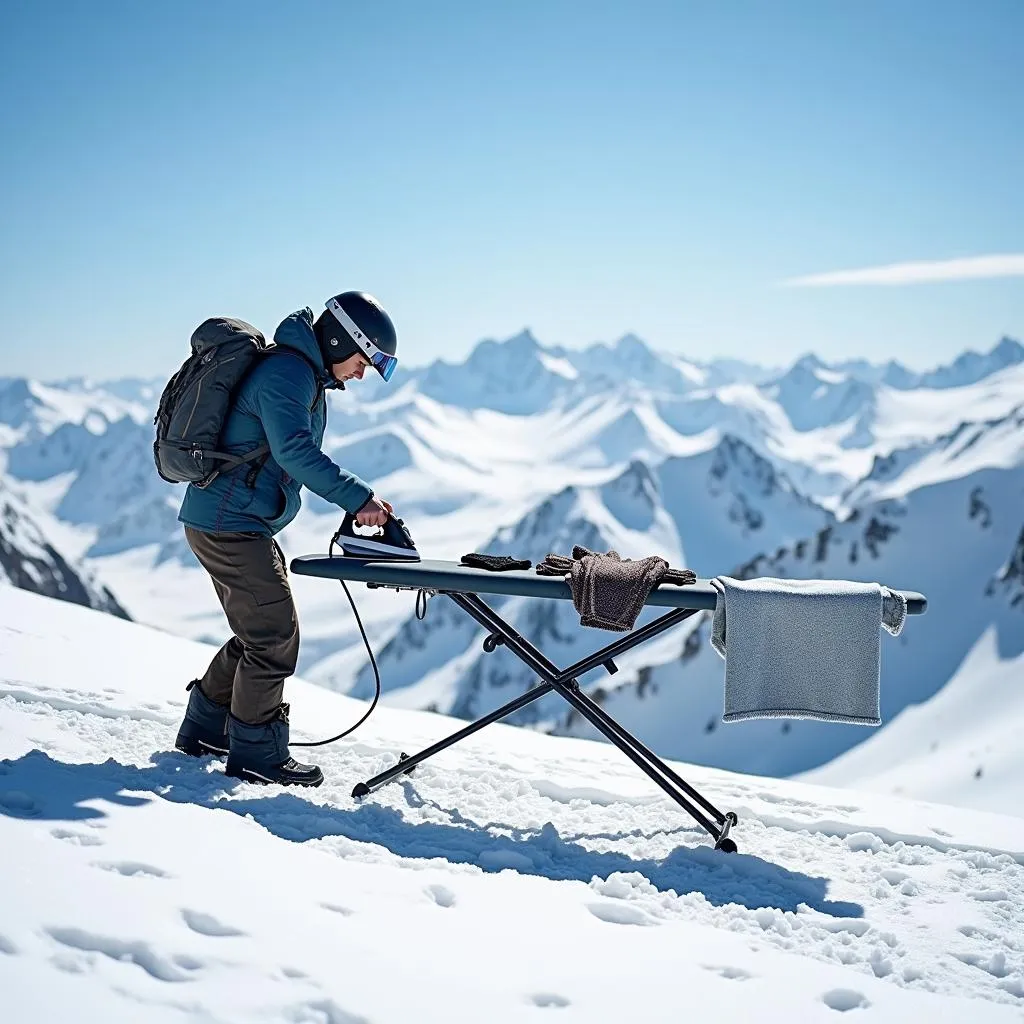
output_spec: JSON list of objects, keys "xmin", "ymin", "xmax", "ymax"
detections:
[{"xmin": 174, "ymin": 291, "xmax": 399, "ymax": 787}]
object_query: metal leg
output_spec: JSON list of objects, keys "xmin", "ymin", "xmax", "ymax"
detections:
[
  {"xmin": 564, "ymin": 684, "xmax": 731, "ymax": 827},
  {"xmin": 352, "ymin": 589, "xmax": 739, "ymax": 850},
  {"xmin": 449, "ymin": 594, "xmax": 736, "ymax": 845},
  {"xmin": 353, "ymin": 681, "xmax": 555, "ymax": 797}
]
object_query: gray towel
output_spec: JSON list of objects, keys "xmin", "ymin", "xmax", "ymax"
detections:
[
  {"xmin": 537, "ymin": 547, "xmax": 696, "ymax": 631},
  {"xmin": 710, "ymin": 576, "xmax": 907, "ymax": 726}
]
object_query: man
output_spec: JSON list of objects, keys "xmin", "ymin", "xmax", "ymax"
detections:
[{"xmin": 173, "ymin": 291, "xmax": 399, "ymax": 787}]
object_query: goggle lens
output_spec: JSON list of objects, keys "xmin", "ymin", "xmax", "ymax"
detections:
[{"xmin": 371, "ymin": 351, "xmax": 398, "ymax": 382}]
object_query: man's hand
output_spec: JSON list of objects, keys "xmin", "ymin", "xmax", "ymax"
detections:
[{"xmin": 355, "ymin": 496, "xmax": 393, "ymax": 527}]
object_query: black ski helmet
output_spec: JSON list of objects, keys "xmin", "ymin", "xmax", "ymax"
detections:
[{"xmin": 313, "ymin": 291, "xmax": 398, "ymax": 381}]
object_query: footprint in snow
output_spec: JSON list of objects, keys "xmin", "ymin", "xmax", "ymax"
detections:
[
  {"xmin": 586, "ymin": 902, "xmax": 654, "ymax": 927},
  {"xmin": 51, "ymin": 828, "xmax": 103, "ymax": 847},
  {"xmin": 425, "ymin": 884, "xmax": 456, "ymax": 908},
  {"xmin": 321, "ymin": 902, "xmax": 355, "ymax": 917},
  {"xmin": 46, "ymin": 927, "xmax": 192, "ymax": 983},
  {"xmin": 285, "ymin": 998, "xmax": 368, "ymax": 1024},
  {"xmin": 94, "ymin": 861, "xmax": 170, "ymax": 879},
  {"xmin": 822, "ymin": 989, "xmax": 871, "ymax": 1012},
  {"xmin": 181, "ymin": 909, "xmax": 246, "ymax": 938},
  {"xmin": 701, "ymin": 964, "xmax": 754, "ymax": 981},
  {"xmin": 0, "ymin": 933, "xmax": 17, "ymax": 956},
  {"xmin": 953, "ymin": 950, "xmax": 1012, "ymax": 979},
  {"xmin": 530, "ymin": 993, "xmax": 570, "ymax": 1008}
]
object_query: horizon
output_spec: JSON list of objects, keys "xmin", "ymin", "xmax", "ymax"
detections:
[
  {"xmin": 21, "ymin": 325, "xmax": 1023, "ymax": 389},
  {"xmin": 1, "ymin": 2, "xmax": 1022, "ymax": 379}
]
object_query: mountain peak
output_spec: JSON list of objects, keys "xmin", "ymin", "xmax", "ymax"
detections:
[
  {"xmin": 502, "ymin": 328, "xmax": 541, "ymax": 352},
  {"xmin": 992, "ymin": 336, "xmax": 1024, "ymax": 363},
  {"xmin": 614, "ymin": 332, "xmax": 648, "ymax": 352},
  {"xmin": 794, "ymin": 353, "xmax": 825, "ymax": 371}
]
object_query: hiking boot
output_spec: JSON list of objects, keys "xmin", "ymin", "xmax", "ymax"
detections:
[
  {"xmin": 225, "ymin": 703, "xmax": 323, "ymax": 787},
  {"xmin": 175, "ymin": 680, "xmax": 229, "ymax": 757}
]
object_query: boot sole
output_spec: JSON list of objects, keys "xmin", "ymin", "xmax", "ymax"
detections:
[
  {"xmin": 175, "ymin": 736, "xmax": 229, "ymax": 758},
  {"xmin": 224, "ymin": 765, "xmax": 324, "ymax": 788}
]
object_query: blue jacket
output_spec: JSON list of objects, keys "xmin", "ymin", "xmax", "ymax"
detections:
[{"xmin": 178, "ymin": 308, "xmax": 373, "ymax": 536}]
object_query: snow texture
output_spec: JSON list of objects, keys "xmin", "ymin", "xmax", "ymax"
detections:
[{"xmin": 2, "ymin": 586, "xmax": 1024, "ymax": 1021}]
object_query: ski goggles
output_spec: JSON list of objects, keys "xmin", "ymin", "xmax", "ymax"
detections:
[{"xmin": 326, "ymin": 297, "xmax": 399, "ymax": 382}]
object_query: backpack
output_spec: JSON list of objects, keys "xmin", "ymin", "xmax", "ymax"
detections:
[{"xmin": 153, "ymin": 317, "xmax": 324, "ymax": 489}]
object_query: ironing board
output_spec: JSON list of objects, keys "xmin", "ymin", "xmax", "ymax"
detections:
[{"xmin": 290, "ymin": 556, "xmax": 927, "ymax": 852}]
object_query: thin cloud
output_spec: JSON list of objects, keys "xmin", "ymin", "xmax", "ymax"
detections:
[{"xmin": 782, "ymin": 253, "xmax": 1024, "ymax": 288}]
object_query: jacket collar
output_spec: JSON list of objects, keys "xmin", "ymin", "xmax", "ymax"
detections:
[{"xmin": 273, "ymin": 308, "xmax": 343, "ymax": 390}]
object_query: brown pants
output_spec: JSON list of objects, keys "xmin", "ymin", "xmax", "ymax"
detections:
[{"xmin": 185, "ymin": 527, "xmax": 299, "ymax": 725}]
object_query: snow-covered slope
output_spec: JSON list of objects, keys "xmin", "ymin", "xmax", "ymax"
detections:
[
  {"xmin": 2, "ymin": 587, "xmax": 1024, "ymax": 1022},
  {"xmin": 658, "ymin": 434, "xmax": 835, "ymax": 576},
  {"xmin": 802, "ymin": 629, "xmax": 1024, "ymax": 812},
  {"xmin": 763, "ymin": 354, "xmax": 877, "ymax": 433}
]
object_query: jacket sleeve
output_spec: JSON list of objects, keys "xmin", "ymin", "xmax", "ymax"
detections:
[{"xmin": 253, "ymin": 358, "xmax": 373, "ymax": 514}]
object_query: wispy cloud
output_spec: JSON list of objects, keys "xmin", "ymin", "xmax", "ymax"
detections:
[{"xmin": 782, "ymin": 254, "xmax": 1024, "ymax": 288}]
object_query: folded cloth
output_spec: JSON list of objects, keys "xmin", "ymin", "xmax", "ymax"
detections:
[
  {"xmin": 537, "ymin": 546, "xmax": 696, "ymax": 631},
  {"xmin": 710, "ymin": 576, "xmax": 907, "ymax": 726},
  {"xmin": 460, "ymin": 553, "xmax": 532, "ymax": 572}
]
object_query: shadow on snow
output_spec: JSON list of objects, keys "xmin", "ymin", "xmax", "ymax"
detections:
[{"xmin": 0, "ymin": 748, "xmax": 863, "ymax": 919}]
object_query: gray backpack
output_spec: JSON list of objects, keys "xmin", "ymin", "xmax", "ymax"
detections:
[{"xmin": 153, "ymin": 317, "xmax": 276, "ymax": 488}]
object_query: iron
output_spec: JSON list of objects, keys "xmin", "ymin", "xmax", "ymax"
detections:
[{"xmin": 333, "ymin": 512, "xmax": 421, "ymax": 562}]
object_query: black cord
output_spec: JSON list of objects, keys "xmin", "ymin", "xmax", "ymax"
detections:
[{"xmin": 292, "ymin": 538, "xmax": 383, "ymax": 747}]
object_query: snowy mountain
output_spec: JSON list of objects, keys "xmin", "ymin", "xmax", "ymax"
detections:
[
  {"xmin": 657, "ymin": 434, "xmax": 835, "ymax": 575},
  {"xmin": 763, "ymin": 354, "xmax": 877, "ymax": 433},
  {"xmin": 415, "ymin": 329, "xmax": 579, "ymax": 414},
  {"xmin": 913, "ymin": 337, "xmax": 1024, "ymax": 390},
  {"xmin": 988, "ymin": 525, "xmax": 1024, "ymax": 610},
  {"xmin": 0, "ymin": 476, "xmax": 127, "ymax": 618},
  {"xmin": 2, "ymin": 587, "xmax": 1024, "ymax": 1022},
  {"xmin": 412, "ymin": 331, "xmax": 711, "ymax": 414},
  {"xmin": 831, "ymin": 337, "xmax": 1024, "ymax": 392},
  {"xmin": 568, "ymin": 406, "xmax": 1024, "ymax": 782}
]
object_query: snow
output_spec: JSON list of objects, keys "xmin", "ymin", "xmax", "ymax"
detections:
[
  {"xmin": 803, "ymin": 629, "xmax": 1024, "ymax": 813},
  {"xmin": 536, "ymin": 351, "xmax": 579, "ymax": 380},
  {"xmin": 3, "ymin": 586, "xmax": 1024, "ymax": 1021}
]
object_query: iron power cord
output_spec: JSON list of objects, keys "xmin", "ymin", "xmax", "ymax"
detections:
[
  {"xmin": 290, "ymin": 576, "xmax": 380, "ymax": 748},
  {"xmin": 292, "ymin": 528, "xmax": 430, "ymax": 748}
]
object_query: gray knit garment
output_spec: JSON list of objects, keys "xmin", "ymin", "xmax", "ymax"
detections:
[
  {"xmin": 537, "ymin": 546, "xmax": 696, "ymax": 631},
  {"xmin": 710, "ymin": 575, "xmax": 907, "ymax": 726}
]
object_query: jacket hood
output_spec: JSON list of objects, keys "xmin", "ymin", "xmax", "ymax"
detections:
[{"xmin": 273, "ymin": 308, "xmax": 343, "ymax": 389}]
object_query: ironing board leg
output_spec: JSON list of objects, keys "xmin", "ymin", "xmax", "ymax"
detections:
[
  {"xmin": 352, "ymin": 590, "xmax": 739, "ymax": 851},
  {"xmin": 451, "ymin": 593, "xmax": 736, "ymax": 846},
  {"xmin": 352, "ymin": 682, "xmax": 556, "ymax": 797}
]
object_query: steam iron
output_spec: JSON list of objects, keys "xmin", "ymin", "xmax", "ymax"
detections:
[{"xmin": 334, "ymin": 512, "xmax": 421, "ymax": 562}]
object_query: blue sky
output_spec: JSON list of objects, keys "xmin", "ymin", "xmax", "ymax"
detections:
[{"xmin": 1, "ymin": 1, "xmax": 1021, "ymax": 379}]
